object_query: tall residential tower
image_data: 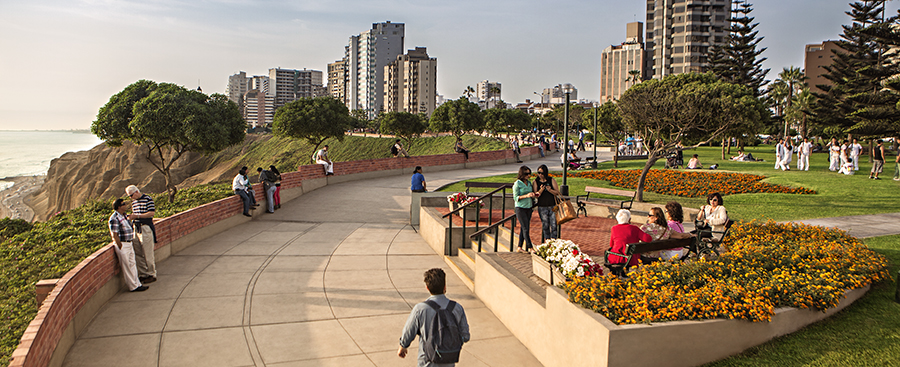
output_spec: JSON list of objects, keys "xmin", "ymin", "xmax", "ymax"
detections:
[
  {"xmin": 384, "ymin": 47, "xmax": 437, "ymax": 116},
  {"xmin": 645, "ymin": 0, "xmax": 730, "ymax": 79},
  {"xmin": 600, "ymin": 22, "xmax": 646, "ymax": 103},
  {"xmin": 345, "ymin": 21, "xmax": 405, "ymax": 118}
]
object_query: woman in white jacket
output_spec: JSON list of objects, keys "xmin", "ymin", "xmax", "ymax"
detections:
[{"xmin": 697, "ymin": 192, "xmax": 728, "ymax": 234}]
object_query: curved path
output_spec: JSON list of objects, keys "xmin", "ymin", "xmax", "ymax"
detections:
[{"xmin": 60, "ymin": 154, "xmax": 568, "ymax": 367}]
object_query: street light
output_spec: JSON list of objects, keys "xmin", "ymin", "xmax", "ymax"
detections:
[
  {"xmin": 593, "ymin": 102, "xmax": 599, "ymax": 166},
  {"xmin": 560, "ymin": 84, "xmax": 574, "ymax": 196}
]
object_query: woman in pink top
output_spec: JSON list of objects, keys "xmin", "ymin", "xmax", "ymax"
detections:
[{"xmin": 609, "ymin": 209, "xmax": 652, "ymax": 268}]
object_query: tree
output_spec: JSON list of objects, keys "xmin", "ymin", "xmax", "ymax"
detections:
[
  {"xmin": 707, "ymin": 0, "xmax": 769, "ymax": 97},
  {"xmin": 775, "ymin": 67, "xmax": 807, "ymax": 137},
  {"xmin": 380, "ymin": 111, "xmax": 427, "ymax": 151},
  {"xmin": 785, "ymin": 87, "xmax": 818, "ymax": 139},
  {"xmin": 584, "ymin": 102, "xmax": 626, "ymax": 167},
  {"xmin": 428, "ymin": 98, "xmax": 484, "ymax": 138},
  {"xmin": 484, "ymin": 108, "xmax": 530, "ymax": 138},
  {"xmin": 273, "ymin": 96, "xmax": 354, "ymax": 163},
  {"xmin": 814, "ymin": 1, "xmax": 892, "ymax": 138},
  {"xmin": 626, "ymin": 70, "xmax": 642, "ymax": 88},
  {"xmin": 617, "ymin": 72, "xmax": 768, "ymax": 202},
  {"xmin": 92, "ymin": 80, "xmax": 246, "ymax": 201}
]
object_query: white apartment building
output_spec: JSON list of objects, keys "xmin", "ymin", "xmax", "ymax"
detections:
[
  {"xmin": 476, "ymin": 80, "xmax": 502, "ymax": 109},
  {"xmin": 345, "ymin": 21, "xmax": 405, "ymax": 119},
  {"xmin": 600, "ymin": 22, "xmax": 647, "ymax": 103},
  {"xmin": 540, "ymin": 84, "xmax": 578, "ymax": 105},
  {"xmin": 267, "ymin": 68, "xmax": 325, "ymax": 109}
]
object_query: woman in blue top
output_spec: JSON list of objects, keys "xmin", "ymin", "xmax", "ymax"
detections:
[
  {"xmin": 410, "ymin": 166, "xmax": 426, "ymax": 192},
  {"xmin": 513, "ymin": 166, "xmax": 536, "ymax": 253}
]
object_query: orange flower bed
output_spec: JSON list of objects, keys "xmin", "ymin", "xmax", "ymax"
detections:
[
  {"xmin": 554, "ymin": 169, "xmax": 815, "ymax": 197},
  {"xmin": 561, "ymin": 221, "xmax": 889, "ymax": 324}
]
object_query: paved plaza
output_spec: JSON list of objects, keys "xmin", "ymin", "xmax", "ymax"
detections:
[{"xmin": 60, "ymin": 149, "xmax": 898, "ymax": 367}]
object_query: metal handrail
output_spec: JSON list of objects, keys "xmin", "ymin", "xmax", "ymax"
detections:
[
  {"xmin": 441, "ymin": 184, "xmax": 513, "ymax": 218},
  {"xmin": 441, "ymin": 183, "xmax": 514, "ymax": 256},
  {"xmin": 469, "ymin": 213, "xmax": 517, "ymax": 252}
]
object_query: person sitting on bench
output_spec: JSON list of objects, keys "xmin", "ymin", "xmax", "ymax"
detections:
[
  {"xmin": 639, "ymin": 207, "xmax": 693, "ymax": 263},
  {"xmin": 608, "ymin": 209, "xmax": 652, "ymax": 272}
]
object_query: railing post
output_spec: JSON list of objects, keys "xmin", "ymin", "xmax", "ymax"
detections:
[
  {"xmin": 510, "ymin": 215, "xmax": 517, "ymax": 252},
  {"xmin": 447, "ymin": 214, "xmax": 453, "ymax": 256}
]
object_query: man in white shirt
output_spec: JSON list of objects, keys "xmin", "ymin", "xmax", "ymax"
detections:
[
  {"xmin": 798, "ymin": 137, "xmax": 813, "ymax": 171},
  {"xmin": 314, "ymin": 145, "xmax": 334, "ymax": 176},
  {"xmin": 775, "ymin": 139, "xmax": 787, "ymax": 170},
  {"xmin": 850, "ymin": 138, "xmax": 863, "ymax": 171},
  {"xmin": 232, "ymin": 166, "xmax": 257, "ymax": 217}
]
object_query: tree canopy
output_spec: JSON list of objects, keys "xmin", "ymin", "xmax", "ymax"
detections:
[
  {"xmin": 273, "ymin": 96, "xmax": 354, "ymax": 163},
  {"xmin": 484, "ymin": 108, "xmax": 530, "ymax": 136},
  {"xmin": 428, "ymin": 98, "xmax": 484, "ymax": 138},
  {"xmin": 617, "ymin": 72, "xmax": 768, "ymax": 201},
  {"xmin": 92, "ymin": 80, "xmax": 245, "ymax": 201},
  {"xmin": 707, "ymin": 0, "xmax": 769, "ymax": 97},
  {"xmin": 380, "ymin": 111, "xmax": 427, "ymax": 150}
]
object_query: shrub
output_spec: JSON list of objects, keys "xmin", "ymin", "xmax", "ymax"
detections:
[{"xmin": 562, "ymin": 221, "xmax": 889, "ymax": 325}]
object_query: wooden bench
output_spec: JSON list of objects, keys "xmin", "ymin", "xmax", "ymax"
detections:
[
  {"xmin": 464, "ymin": 182, "xmax": 512, "ymax": 196},
  {"xmin": 604, "ymin": 237, "xmax": 695, "ymax": 276},
  {"xmin": 575, "ymin": 186, "xmax": 635, "ymax": 217}
]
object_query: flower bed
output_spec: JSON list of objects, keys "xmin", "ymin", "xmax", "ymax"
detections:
[
  {"xmin": 562, "ymin": 221, "xmax": 888, "ymax": 325},
  {"xmin": 534, "ymin": 238, "xmax": 603, "ymax": 279},
  {"xmin": 556, "ymin": 169, "xmax": 816, "ymax": 197}
]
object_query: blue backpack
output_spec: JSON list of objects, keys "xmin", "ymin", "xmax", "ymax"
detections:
[{"xmin": 423, "ymin": 300, "xmax": 463, "ymax": 363}]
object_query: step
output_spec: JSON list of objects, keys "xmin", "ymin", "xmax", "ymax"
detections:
[
  {"xmin": 471, "ymin": 230, "xmax": 514, "ymax": 253},
  {"xmin": 444, "ymin": 254, "xmax": 475, "ymax": 292}
]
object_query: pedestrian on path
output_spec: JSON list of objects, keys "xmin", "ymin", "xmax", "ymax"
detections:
[
  {"xmin": 411, "ymin": 166, "xmax": 427, "ymax": 193},
  {"xmin": 398, "ymin": 268, "xmax": 470, "ymax": 366},
  {"xmin": 257, "ymin": 167, "xmax": 277, "ymax": 213},
  {"xmin": 870, "ymin": 140, "xmax": 885, "ymax": 180},
  {"xmin": 513, "ymin": 166, "xmax": 536, "ymax": 253},
  {"xmin": 108, "ymin": 198, "xmax": 147, "ymax": 292},
  {"xmin": 125, "ymin": 185, "xmax": 157, "ymax": 284},
  {"xmin": 532, "ymin": 164, "xmax": 560, "ymax": 242}
]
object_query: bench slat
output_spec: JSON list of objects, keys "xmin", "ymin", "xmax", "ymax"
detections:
[
  {"xmin": 625, "ymin": 237, "xmax": 693, "ymax": 255},
  {"xmin": 584, "ymin": 187, "xmax": 634, "ymax": 197}
]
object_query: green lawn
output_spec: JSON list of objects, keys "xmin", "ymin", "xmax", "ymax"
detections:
[
  {"xmin": 438, "ymin": 144, "xmax": 900, "ymax": 366},
  {"xmin": 440, "ymin": 145, "xmax": 899, "ymax": 222}
]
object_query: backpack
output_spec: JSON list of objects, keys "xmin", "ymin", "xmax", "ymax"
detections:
[
  {"xmin": 391, "ymin": 144, "xmax": 399, "ymax": 155},
  {"xmin": 423, "ymin": 300, "xmax": 463, "ymax": 363}
]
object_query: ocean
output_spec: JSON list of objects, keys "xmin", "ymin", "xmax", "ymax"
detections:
[{"xmin": 0, "ymin": 131, "xmax": 102, "ymax": 190}]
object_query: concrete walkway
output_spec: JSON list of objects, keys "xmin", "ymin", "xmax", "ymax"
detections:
[{"xmin": 61, "ymin": 153, "xmax": 572, "ymax": 367}]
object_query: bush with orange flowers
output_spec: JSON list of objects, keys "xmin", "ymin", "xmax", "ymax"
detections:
[
  {"xmin": 561, "ymin": 221, "xmax": 888, "ymax": 324},
  {"xmin": 553, "ymin": 169, "xmax": 815, "ymax": 197}
]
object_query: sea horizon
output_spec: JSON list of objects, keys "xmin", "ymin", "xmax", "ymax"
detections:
[{"xmin": 0, "ymin": 131, "xmax": 102, "ymax": 190}]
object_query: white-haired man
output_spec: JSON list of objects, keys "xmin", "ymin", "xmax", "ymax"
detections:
[{"xmin": 125, "ymin": 185, "xmax": 157, "ymax": 283}]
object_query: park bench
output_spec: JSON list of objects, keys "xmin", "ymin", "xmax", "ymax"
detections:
[
  {"xmin": 604, "ymin": 237, "xmax": 695, "ymax": 276},
  {"xmin": 693, "ymin": 219, "xmax": 735, "ymax": 258},
  {"xmin": 464, "ymin": 182, "xmax": 512, "ymax": 196},
  {"xmin": 575, "ymin": 186, "xmax": 635, "ymax": 217}
]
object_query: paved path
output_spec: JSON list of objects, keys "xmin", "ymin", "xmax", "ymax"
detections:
[{"xmin": 61, "ymin": 153, "xmax": 571, "ymax": 367}]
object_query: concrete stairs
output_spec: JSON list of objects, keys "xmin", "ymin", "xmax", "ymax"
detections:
[{"xmin": 445, "ymin": 224, "xmax": 517, "ymax": 290}]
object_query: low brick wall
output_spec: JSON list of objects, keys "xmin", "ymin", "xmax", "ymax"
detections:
[{"xmin": 8, "ymin": 144, "xmax": 539, "ymax": 367}]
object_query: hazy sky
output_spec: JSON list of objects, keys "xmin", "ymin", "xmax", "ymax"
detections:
[{"xmin": 1, "ymin": 0, "xmax": 896, "ymax": 130}]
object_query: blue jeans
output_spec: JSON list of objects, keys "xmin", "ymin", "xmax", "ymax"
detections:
[
  {"xmin": 235, "ymin": 189, "xmax": 252, "ymax": 215},
  {"xmin": 265, "ymin": 185, "xmax": 277, "ymax": 212},
  {"xmin": 537, "ymin": 206, "xmax": 557, "ymax": 242},
  {"xmin": 515, "ymin": 207, "xmax": 533, "ymax": 250}
]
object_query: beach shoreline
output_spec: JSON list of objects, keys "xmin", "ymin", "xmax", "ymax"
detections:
[{"xmin": 0, "ymin": 175, "xmax": 44, "ymax": 222}]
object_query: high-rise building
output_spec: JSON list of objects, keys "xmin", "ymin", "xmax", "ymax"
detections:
[
  {"xmin": 227, "ymin": 71, "xmax": 251, "ymax": 113},
  {"xmin": 328, "ymin": 60, "xmax": 347, "ymax": 103},
  {"xmin": 267, "ymin": 68, "xmax": 325, "ymax": 109},
  {"xmin": 645, "ymin": 0, "xmax": 730, "ymax": 79},
  {"xmin": 541, "ymin": 84, "xmax": 578, "ymax": 105},
  {"xmin": 345, "ymin": 21, "xmax": 405, "ymax": 118},
  {"xmin": 476, "ymin": 80, "xmax": 502, "ymax": 109},
  {"xmin": 243, "ymin": 89, "xmax": 275, "ymax": 128},
  {"xmin": 384, "ymin": 47, "xmax": 437, "ymax": 116},
  {"xmin": 805, "ymin": 41, "xmax": 841, "ymax": 94},
  {"xmin": 600, "ymin": 22, "xmax": 647, "ymax": 103}
]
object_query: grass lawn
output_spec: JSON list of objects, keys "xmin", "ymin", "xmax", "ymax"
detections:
[
  {"xmin": 439, "ymin": 145, "xmax": 899, "ymax": 222},
  {"xmin": 438, "ymin": 144, "xmax": 900, "ymax": 366}
]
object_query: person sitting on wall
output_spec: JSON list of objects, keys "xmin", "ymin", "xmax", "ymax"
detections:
[{"xmin": 392, "ymin": 139, "xmax": 410, "ymax": 158}]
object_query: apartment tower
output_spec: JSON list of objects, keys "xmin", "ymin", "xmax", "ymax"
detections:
[
  {"xmin": 384, "ymin": 47, "xmax": 437, "ymax": 116},
  {"xmin": 600, "ymin": 22, "xmax": 646, "ymax": 103},
  {"xmin": 804, "ymin": 41, "xmax": 842, "ymax": 94},
  {"xmin": 476, "ymin": 80, "xmax": 502, "ymax": 109},
  {"xmin": 345, "ymin": 21, "xmax": 405, "ymax": 118},
  {"xmin": 646, "ymin": 0, "xmax": 730, "ymax": 79},
  {"xmin": 327, "ymin": 60, "xmax": 347, "ymax": 104},
  {"xmin": 267, "ymin": 68, "xmax": 325, "ymax": 109}
]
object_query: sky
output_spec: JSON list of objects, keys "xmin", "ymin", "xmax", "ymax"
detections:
[{"xmin": 1, "ymin": 0, "xmax": 897, "ymax": 131}]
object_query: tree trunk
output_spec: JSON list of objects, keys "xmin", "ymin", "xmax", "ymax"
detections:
[
  {"xmin": 726, "ymin": 138, "xmax": 732, "ymax": 155},
  {"xmin": 635, "ymin": 155, "xmax": 658, "ymax": 203},
  {"xmin": 869, "ymin": 139, "xmax": 875, "ymax": 163},
  {"xmin": 721, "ymin": 139, "xmax": 726, "ymax": 160},
  {"xmin": 613, "ymin": 140, "xmax": 619, "ymax": 168},
  {"xmin": 164, "ymin": 169, "xmax": 177, "ymax": 202}
]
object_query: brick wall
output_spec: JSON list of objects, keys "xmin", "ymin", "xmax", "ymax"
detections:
[{"xmin": 8, "ymin": 144, "xmax": 546, "ymax": 367}]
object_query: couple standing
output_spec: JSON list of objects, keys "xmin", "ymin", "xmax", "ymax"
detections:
[{"xmin": 512, "ymin": 164, "xmax": 560, "ymax": 253}]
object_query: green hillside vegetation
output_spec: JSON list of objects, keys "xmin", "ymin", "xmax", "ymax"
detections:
[{"xmin": 208, "ymin": 134, "xmax": 509, "ymax": 174}]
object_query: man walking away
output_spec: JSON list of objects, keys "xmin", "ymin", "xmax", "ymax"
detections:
[
  {"xmin": 125, "ymin": 185, "xmax": 157, "ymax": 284},
  {"xmin": 108, "ymin": 198, "xmax": 147, "ymax": 292},
  {"xmin": 399, "ymin": 268, "xmax": 470, "ymax": 366},
  {"xmin": 315, "ymin": 145, "xmax": 334, "ymax": 175}
]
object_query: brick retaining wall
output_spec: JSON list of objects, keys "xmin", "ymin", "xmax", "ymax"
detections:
[{"xmin": 8, "ymin": 143, "xmax": 544, "ymax": 367}]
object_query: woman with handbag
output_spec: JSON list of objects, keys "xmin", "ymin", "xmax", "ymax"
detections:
[
  {"xmin": 532, "ymin": 164, "xmax": 560, "ymax": 242},
  {"xmin": 513, "ymin": 166, "xmax": 536, "ymax": 253},
  {"xmin": 269, "ymin": 165, "xmax": 282, "ymax": 210}
]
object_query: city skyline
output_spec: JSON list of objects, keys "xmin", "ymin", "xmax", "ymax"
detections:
[{"xmin": 1, "ymin": 0, "xmax": 896, "ymax": 130}]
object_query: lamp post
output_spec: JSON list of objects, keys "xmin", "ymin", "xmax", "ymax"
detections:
[
  {"xmin": 561, "ymin": 84, "xmax": 572, "ymax": 196},
  {"xmin": 593, "ymin": 102, "xmax": 598, "ymax": 166}
]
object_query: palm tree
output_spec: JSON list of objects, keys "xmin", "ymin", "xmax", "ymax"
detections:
[
  {"xmin": 625, "ymin": 70, "xmax": 642, "ymax": 88},
  {"xmin": 767, "ymin": 80, "xmax": 789, "ymax": 117},
  {"xmin": 785, "ymin": 87, "xmax": 817, "ymax": 138},
  {"xmin": 777, "ymin": 67, "xmax": 807, "ymax": 137},
  {"xmin": 463, "ymin": 86, "xmax": 475, "ymax": 100}
]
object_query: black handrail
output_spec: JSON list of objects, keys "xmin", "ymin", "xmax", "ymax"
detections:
[
  {"xmin": 469, "ymin": 213, "xmax": 517, "ymax": 252},
  {"xmin": 441, "ymin": 183, "xmax": 514, "ymax": 256}
]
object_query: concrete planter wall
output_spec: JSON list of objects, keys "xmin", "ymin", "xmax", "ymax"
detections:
[
  {"xmin": 531, "ymin": 254, "xmax": 566, "ymax": 285},
  {"xmin": 475, "ymin": 252, "xmax": 870, "ymax": 367}
]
